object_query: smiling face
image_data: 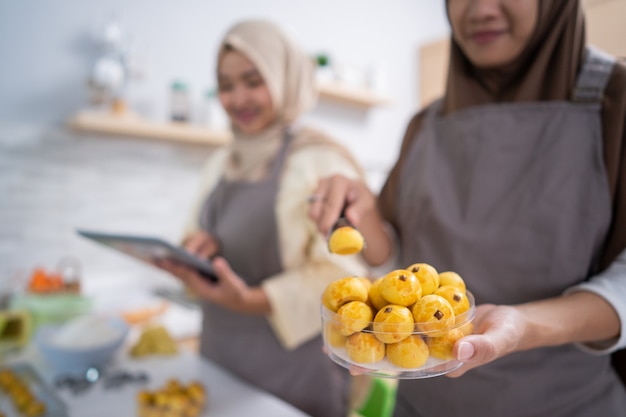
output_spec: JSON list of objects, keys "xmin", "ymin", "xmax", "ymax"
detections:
[
  {"xmin": 448, "ymin": 0, "xmax": 539, "ymax": 68},
  {"xmin": 217, "ymin": 49, "xmax": 276, "ymax": 134}
]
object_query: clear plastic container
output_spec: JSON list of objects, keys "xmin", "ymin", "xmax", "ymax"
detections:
[{"xmin": 321, "ymin": 291, "xmax": 475, "ymax": 379}]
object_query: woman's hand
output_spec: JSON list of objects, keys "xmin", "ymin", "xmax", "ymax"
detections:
[
  {"xmin": 447, "ymin": 304, "xmax": 525, "ymax": 378},
  {"xmin": 447, "ymin": 291, "xmax": 620, "ymax": 377},
  {"xmin": 308, "ymin": 174, "xmax": 391, "ymax": 266},
  {"xmin": 308, "ymin": 174, "xmax": 377, "ymax": 235},
  {"xmin": 182, "ymin": 230, "xmax": 220, "ymax": 259},
  {"xmin": 156, "ymin": 256, "xmax": 271, "ymax": 315}
]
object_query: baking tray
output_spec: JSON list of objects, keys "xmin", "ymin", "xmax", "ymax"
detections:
[{"xmin": 0, "ymin": 362, "xmax": 68, "ymax": 417}]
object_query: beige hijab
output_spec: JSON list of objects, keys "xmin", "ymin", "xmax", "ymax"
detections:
[{"xmin": 216, "ymin": 19, "xmax": 318, "ymax": 181}]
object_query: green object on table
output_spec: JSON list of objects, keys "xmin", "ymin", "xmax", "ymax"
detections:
[
  {"xmin": 0, "ymin": 310, "xmax": 33, "ymax": 354},
  {"xmin": 9, "ymin": 294, "xmax": 92, "ymax": 330},
  {"xmin": 356, "ymin": 377, "xmax": 397, "ymax": 417}
]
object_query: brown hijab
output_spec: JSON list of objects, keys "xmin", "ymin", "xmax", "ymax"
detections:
[
  {"xmin": 445, "ymin": 0, "xmax": 626, "ymax": 271},
  {"xmin": 381, "ymin": 0, "xmax": 626, "ymax": 274},
  {"xmin": 443, "ymin": 0, "xmax": 585, "ymax": 110}
]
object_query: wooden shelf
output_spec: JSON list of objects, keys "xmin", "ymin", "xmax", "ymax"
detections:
[
  {"xmin": 317, "ymin": 82, "xmax": 391, "ymax": 108},
  {"xmin": 68, "ymin": 110, "xmax": 232, "ymax": 146}
]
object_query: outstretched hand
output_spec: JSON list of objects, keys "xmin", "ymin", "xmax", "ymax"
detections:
[
  {"xmin": 308, "ymin": 174, "xmax": 377, "ymax": 236},
  {"xmin": 308, "ymin": 174, "xmax": 392, "ymax": 266},
  {"xmin": 447, "ymin": 304, "xmax": 526, "ymax": 377}
]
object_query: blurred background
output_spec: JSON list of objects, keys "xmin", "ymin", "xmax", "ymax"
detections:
[
  {"xmin": 0, "ymin": 0, "xmax": 452, "ymax": 162},
  {"xmin": 0, "ymin": 0, "xmax": 452, "ymax": 297}
]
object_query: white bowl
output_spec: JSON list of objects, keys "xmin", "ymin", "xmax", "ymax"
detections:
[{"xmin": 35, "ymin": 316, "xmax": 129, "ymax": 373}]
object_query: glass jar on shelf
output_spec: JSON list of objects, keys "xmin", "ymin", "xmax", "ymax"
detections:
[{"xmin": 170, "ymin": 80, "xmax": 191, "ymax": 122}]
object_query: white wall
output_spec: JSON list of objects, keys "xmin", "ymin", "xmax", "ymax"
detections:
[{"xmin": 0, "ymin": 0, "xmax": 450, "ymax": 189}]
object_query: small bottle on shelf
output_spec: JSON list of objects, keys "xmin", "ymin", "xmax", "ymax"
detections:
[
  {"xmin": 170, "ymin": 80, "xmax": 191, "ymax": 123},
  {"xmin": 315, "ymin": 53, "xmax": 335, "ymax": 84}
]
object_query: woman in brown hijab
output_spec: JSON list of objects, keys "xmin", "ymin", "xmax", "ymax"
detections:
[{"xmin": 310, "ymin": 0, "xmax": 626, "ymax": 416}]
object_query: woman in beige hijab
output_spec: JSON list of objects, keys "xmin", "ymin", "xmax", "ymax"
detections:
[
  {"xmin": 161, "ymin": 19, "xmax": 367, "ymax": 417},
  {"xmin": 310, "ymin": 1, "xmax": 626, "ymax": 416}
]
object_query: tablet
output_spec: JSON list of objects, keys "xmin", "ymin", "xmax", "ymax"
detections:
[{"xmin": 77, "ymin": 229, "xmax": 218, "ymax": 283}]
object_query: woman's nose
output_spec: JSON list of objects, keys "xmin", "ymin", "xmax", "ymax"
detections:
[
  {"xmin": 231, "ymin": 86, "xmax": 250, "ymax": 107},
  {"xmin": 467, "ymin": 0, "xmax": 502, "ymax": 22}
]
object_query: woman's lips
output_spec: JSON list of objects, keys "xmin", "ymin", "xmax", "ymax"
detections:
[
  {"xmin": 234, "ymin": 110, "xmax": 257, "ymax": 124},
  {"xmin": 471, "ymin": 30, "xmax": 504, "ymax": 44}
]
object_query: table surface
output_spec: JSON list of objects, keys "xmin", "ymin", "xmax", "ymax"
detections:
[{"xmin": 2, "ymin": 347, "xmax": 310, "ymax": 417}]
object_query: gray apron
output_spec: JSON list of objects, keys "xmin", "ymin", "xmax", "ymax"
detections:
[
  {"xmin": 198, "ymin": 132, "xmax": 348, "ymax": 417},
  {"xmin": 393, "ymin": 48, "xmax": 626, "ymax": 417}
]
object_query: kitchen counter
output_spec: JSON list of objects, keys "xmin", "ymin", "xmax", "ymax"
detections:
[
  {"xmin": 0, "ymin": 127, "xmax": 315, "ymax": 416},
  {"xmin": 3, "ymin": 347, "xmax": 310, "ymax": 417}
]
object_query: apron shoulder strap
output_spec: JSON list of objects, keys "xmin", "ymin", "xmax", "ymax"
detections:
[{"xmin": 571, "ymin": 46, "xmax": 616, "ymax": 103}]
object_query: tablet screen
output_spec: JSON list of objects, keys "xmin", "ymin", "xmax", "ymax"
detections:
[{"xmin": 77, "ymin": 229, "xmax": 218, "ymax": 283}]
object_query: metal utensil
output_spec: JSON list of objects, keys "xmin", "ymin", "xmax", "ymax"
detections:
[{"xmin": 327, "ymin": 204, "xmax": 357, "ymax": 237}]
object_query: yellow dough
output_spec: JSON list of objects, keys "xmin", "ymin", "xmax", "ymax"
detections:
[
  {"xmin": 412, "ymin": 294, "xmax": 455, "ymax": 336},
  {"xmin": 368, "ymin": 277, "xmax": 388, "ymax": 311},
  {"xmin": 373, "ymin": 305, "xmax": 415, "ymax": 344},
  {"xmin": 357, "ymin": 276, "xmax": 373, "ymax": 292},
  {"xmin": 434, "ymin": 285, "xmax": 470, "ymax": 316},
  {"xmin": 380, "ymin": 269, "xmax": 422, "ymax": 307},
  {"xmin": 456, "ymin": 321, "xmax": 474, "ymax": 336},
  {"xmin": 386, "ymin": 335, "xmax": 430, "ymax": 369},
  {"xmin": 438, "ymin": 271, "xmax": 467, "ymax": 292},
  {"xmin": 324, "ymin": 322, "xmax": 347, "ymax": 347},
  {"xmin": 427, "ymin": 328, "xmax": 464, "ymax": 360},
  {"xmin": 406, "ymin": 263, "xmax": 439, "ymax": 295},
  {"xmin": 328, "ymin": 226, "xmax": 365, "ymax": 255},
  {"xmin": 322, "ymin": 276, "xmax": 369, "ymax": 312},
  {"xmin": 336, "ymin": 301, "xmax": 374, "ymax": 336},
  {"xmin": 346, "ymin": 332, "xmax": 386, "ymax": 364}
]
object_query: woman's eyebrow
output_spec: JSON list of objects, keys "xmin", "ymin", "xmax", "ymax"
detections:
[
  {"xmin": 241, "ymin": 68, "xmax": 262, "ymax": 79},
  {"xmin": 218, "ymin": 68, "xmax": 261, "ymax": 83}
]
